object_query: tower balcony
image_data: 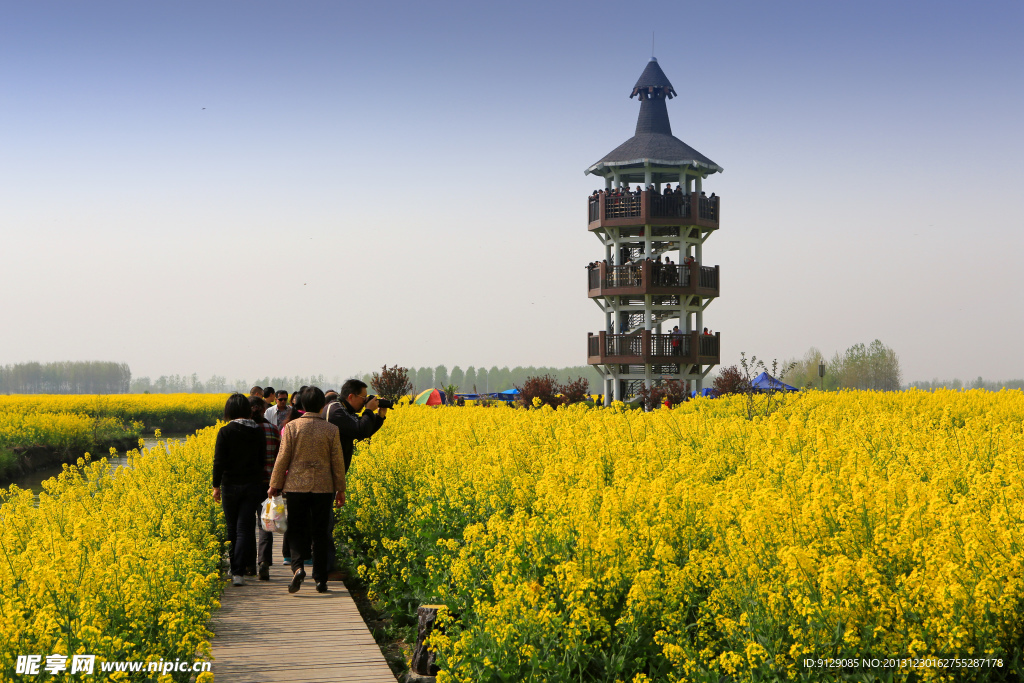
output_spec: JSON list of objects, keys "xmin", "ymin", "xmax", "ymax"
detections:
[
  {"xmin": 587, "ymin": 331, "xmax": 720, "ymax": 366},
  {"xmin": 587, "ymin": 260, "xmax": 719, "ymax": 298},
  {"xmin": 587, "ymin": 190, "xmax": 720, "ymax": 231}
]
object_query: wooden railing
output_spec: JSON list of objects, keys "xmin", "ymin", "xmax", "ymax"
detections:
[
  {"xmin": 650, "ymin": 192, "xmax": 691, "ymax": 219},
  {"xmin": 604, "ymin": 193, "xmax": 642, "ymax": 219},
  {"xmin": 699, "ymin": 333, "xmax": 720, "ymax": 358},
  {"xmin": 587, "ymin": 331, "xmax": 721, "ymax": 364},
  {"xmin": 587, "ymin": 190, "xmax": 720, "ymax": 228},
  {"xmin": 586, "ymin": 261, "xmax": 719, "ymax": 296},
  {"xmin": 651, "ymin": 265, "xmax": 690, "ymax": 287},
  {"xmin": 699, "ymin": 266, "xmax": 718, "ymax": 290},
  {"xmin": 605, "ymin": 265, "xmax": 642, "ymax": 288},
  {"xmin": 698, "ymin": 195, "xmax": 718, "ymax": 220},
  {"xmin": 605, "ymin": 333, "xmax": 644, "ymax": 357},
  {"xmin": 649, "ymin": 332, "xmax": 691, "ymax": 357}
]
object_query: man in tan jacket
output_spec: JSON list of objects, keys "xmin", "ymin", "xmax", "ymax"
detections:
[{"xmin": 268, "ymin": 386, "xmax": 345, "ymax": 594}]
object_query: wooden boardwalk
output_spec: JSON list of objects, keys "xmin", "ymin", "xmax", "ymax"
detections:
[{"xmin": 209, "ymin": 535, "xmax": 398, "ymax": 683}]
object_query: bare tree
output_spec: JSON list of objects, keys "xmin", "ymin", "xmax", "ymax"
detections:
[{"xmin": 370, "ymin": 365, "xmax": 414, "ymax": 401}]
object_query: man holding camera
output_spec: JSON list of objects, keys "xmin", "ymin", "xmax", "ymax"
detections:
[{"xmin": 325, "ymin": 379, "xmax": 389, "ymax": 472}]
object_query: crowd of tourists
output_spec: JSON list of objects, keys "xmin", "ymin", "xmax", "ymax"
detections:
[
  {"xmin": 590, "ymin": 184, "xmax": 717, "ymax": 199},
  {"xmin": 211, "ymin": 380, "xmax": 389, "ymax": 593},
  {"xmin": 587, "ymin": 253, "xmax": 697, "ymax": 273}
]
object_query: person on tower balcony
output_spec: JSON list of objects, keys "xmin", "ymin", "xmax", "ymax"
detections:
[{"xmin": 671, "ymin": 326, "xmax": 682, "ymax": 356}]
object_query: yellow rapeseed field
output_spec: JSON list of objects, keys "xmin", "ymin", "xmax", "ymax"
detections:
[
  {"xmin": 0, "ymin": 393, "xmax": 227, "ymax": 429},
  {"xmin": 0, "ymin": 394, "xmax": 226, "ymax": 460},
  {"xmin": 336, "ymin": 390, "xmax": 1024, "ymax": 682},
  {"xmin": 0, "ymin": 412, "xmax": 138, "ymax": 456},
  {"xmin": 0, "ymin": 428, "xmax": 224, "ymax": 682}
]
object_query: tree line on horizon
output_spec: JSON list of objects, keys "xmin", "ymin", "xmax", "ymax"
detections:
[
  {"xmin": 382, "ymin": 365, "xmax": 602, "ymax": 395},
  {"xmin": 777, "ymin": 340, "xmax": 1023, "ymax": 392},
  {"xmin": 2, "ymin": 358, "xmax": 1021, "ymax": 395},
  {"xmin": 905, "ymin": 377, "xmax": 1024, "ymax": 391},
  {"xmin": 124, "ymin": 366, "xmax": 603, "ymax": 395},
  {"xmin": 128, "ymin": 373, "xmax": 343, "ymax": 394},
  {"xmin": 0, "ymin": 361, "xmax": 131, "ymax": 394},
  {"xmin": 782, "ymin": 340, "xmax": 903, "ymax": 391}
]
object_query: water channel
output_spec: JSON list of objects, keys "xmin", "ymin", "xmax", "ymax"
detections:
[{"xmin": 10, "ymin": 433, "xmax": 191, "ymax": 497}]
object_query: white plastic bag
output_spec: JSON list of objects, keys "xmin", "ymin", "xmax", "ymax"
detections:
[{"xmin": 260, "ymin": 495, "xmax": 287, "ymax": 533}]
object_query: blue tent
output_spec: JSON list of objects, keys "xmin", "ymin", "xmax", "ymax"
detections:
[
  {"xmin": 750, "ymin": 372, "xmax": 797, "ymax": 392},
  {"xmin": 453, "ymin": 390, "xmax": 519, "ymax": 402}
]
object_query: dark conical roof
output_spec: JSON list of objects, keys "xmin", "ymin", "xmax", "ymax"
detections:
[
  {"xmin": 589, "ymin": 134, "xmax": 721, "ymax": 175},
  {"xmin": 586, "ymin": 59, "xmax": 722, "ymax": 178},
  {"xmin": 631, "ymin": 58, "xmax": 675, "ymax": 98},
  {"xmin": 635, "ymin": 97, "xmax": 672, "ymax": 136}
]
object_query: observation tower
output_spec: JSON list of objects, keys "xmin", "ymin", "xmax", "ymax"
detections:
[{"xmin": 585, "ymin": 57, "xmax": 722, "ymax": 403}]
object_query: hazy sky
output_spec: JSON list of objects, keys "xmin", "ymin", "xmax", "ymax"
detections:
[{"xmin": 2, "ymin": 1, "xmax": 1021, "ymax": 383}]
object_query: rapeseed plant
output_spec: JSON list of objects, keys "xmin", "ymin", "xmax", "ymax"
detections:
[{"xmin": 336, "ymin": 390, "xmax": 1024, "ymax": 682}]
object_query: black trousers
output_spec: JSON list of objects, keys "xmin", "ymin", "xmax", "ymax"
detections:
[
  {"xmin": 221, "ymin": 482, "xmax": 263, "ymax": 577},
  {"xmin": 245, "ymin": 502, "xmax": 275, "ymax": 568},
  {"xmin": 257, "ymin": 513, "xmax": 274, "ymax": 566},
  {"xmin": 285, "ymin": 492, "xmax": 334, "ymax": 582}
]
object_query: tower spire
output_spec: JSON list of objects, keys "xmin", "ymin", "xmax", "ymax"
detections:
[{"xmin": 630, "ymin": 57, "xmax": 676, "ymax": 136}]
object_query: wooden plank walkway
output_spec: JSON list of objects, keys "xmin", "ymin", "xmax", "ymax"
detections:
[{"xmin": 209, "ymin": 534, "xmax": 398, "ymax": 683}]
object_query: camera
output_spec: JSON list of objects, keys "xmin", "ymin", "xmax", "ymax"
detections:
[{"xmin": 367, "ymin": 395, "xmax": 394, "ymax": 409}]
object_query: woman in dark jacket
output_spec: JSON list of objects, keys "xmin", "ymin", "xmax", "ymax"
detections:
[{"xmin": 212, "ymin": 393, "xmax": 266, "ymax": 586}]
